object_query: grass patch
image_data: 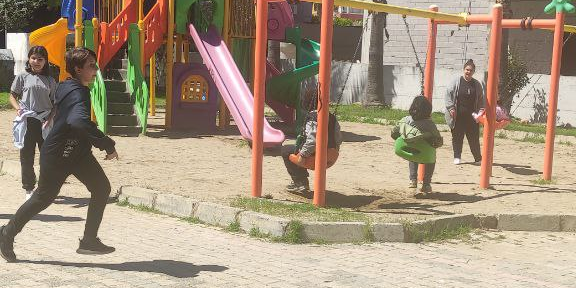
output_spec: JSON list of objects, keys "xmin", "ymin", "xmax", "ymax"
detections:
[
  {"xmin": 333, "ymin": 104, "xmax": 576, "ymax": 138},
  {"xmin": 559, "ymin": 140, "xmax": 573, "ymax": 146},
  {"xmin": 333, "ymin": 104, "xmax": 446, "ymax": 125},
  {"xmin": 518, "ymin": 133, "xmax": 545, "ymax": 144},
  {"xmin": 404, "ymin": 222, "xmax": 473, "ymax": 243},
  {"xmin": 230, "ymin": 196, "xmax": 367, "ymax": 222},
  {"xmin": 496, "ymin": 131, "xmax": 508, "ymax": 139},
  {"xmin": 0, "ymin": 92, "xmax": 11, "ymax": 111},
  {"xmin": 116, "ymin": 199, "xmax": 161, "ymax": 214},
  {"xmin": 225, "ymin": 220, "xmax": 241, "ymax": 232},
  {"xmin": 505, "ymin": 121, "xmax": 576, "ymax": 137},
  {"xmin": 530, "ymin": 178, "xmax": 557, "ymax": 185}
]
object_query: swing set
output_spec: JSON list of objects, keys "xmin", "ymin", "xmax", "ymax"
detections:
[{"xmin": 251, "ymin": 0, "xmax": 576, "ymax": 207}]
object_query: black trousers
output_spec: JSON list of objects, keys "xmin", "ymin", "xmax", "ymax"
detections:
[
  {"xmin": 4, "ymin": 154, "xmax": 111, "ymax": 240},
  {"xmin": 20, "ymin": 118, "xmax": 44, "ymax": 191},
  {"xmin": 281, "ymin": 145, "xmax": 309, "ymax": 184},
  {"xmin": 451, "ymin": 113, "xmax": 482, "ymax": 161},
  {"xmin": 409, "ymin": 162, "xmax": 436, "ymax": 184}
]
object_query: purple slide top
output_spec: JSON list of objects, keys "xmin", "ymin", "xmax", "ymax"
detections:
[
  {"xmin": 189, "ymin": 24, "xmax": 285, "ymax": 147},
  {"xmin": 268, "ymin": 1, "xmax": 294, "ymax": 41}
]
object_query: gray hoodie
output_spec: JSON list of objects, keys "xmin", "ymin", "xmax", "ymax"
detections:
[{"xmin": 444, "ymin": 76, "xmax": 485, "ymax": 129}]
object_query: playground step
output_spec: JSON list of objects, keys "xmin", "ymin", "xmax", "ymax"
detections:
[
  {"xmin": 108, "ymin": 125, "xmax": 141, "ymax": 137},
  {"xmin": 108, "ymin": 103, "xmax": 133, "ymax": 115},
  {"xmin": 104, "ymin": 80, "xmax": 127, "ymax": 92},
  {"xmin": 105, "ymin": 69, "xmax": 128, "ymax": 81},
  {"xmin": 107, "ymin": 91, "xmax": 131, "ymax": 103},
  {"xmin": 108, "ymin": 114, "xmax": 138, "ymax": 126},
  {"xmin": 107, "ymin": 58, "xmax": 129, "ymax": 70}
]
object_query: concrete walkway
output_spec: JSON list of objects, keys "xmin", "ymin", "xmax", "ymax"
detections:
[{"xmin": 0, "ymin": 174, "xmax": 575, "ymax": 287}]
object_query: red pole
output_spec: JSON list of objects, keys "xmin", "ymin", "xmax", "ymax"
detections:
[
  {"xmin": 313, "ymin": 0, "xmax": 335, "ymax": 207},
  {"xmin": 543, "ymin": 12, "xmax": 565, "ymax": 181},
  {"xmin": 418, "ymin": 5, "xmax": 439, "ymax": 182},
  {"xmin": 480, "ymin": 4, "xmax": 503, "ymax": 189},
  {"xmin": 251, "ymin": 0, "xmax": 268, "ymax": 197}
]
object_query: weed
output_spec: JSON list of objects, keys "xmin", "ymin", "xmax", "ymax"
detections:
[
  {"xmin": 519, "ymin": 133, "xmax": 545, "ymax": 144},
  {"xmin": 180, "ymin": 216, "xmax": 203, "ymax": 224},
  {"xmin": 273, "ymin": 220, "xmax": 304, "ymax": 244},
  {"xmin": 226, "ymin": 220, "xmax": 241, "ymax": 232},
  {"xmin": 496, "ymin": 131, "xmax": 508, "ymax": 139},
  {"xmin": 530, "ymin": 178, "xmax": 556, "ymax": 185},
  {"xmin": 404, "ymin": 222, "xmax": 473, "ymax": 243},
  {"xmin": 249, "ymin": 227, "xmax": 271, "ymax": 239}
]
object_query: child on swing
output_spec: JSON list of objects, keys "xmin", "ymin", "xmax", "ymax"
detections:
[
  {"xmin": 282, "ymin": 88, "xmax": 343, "ymax": 194},
  {"xmin": 391, "ymin": 96, "xmax": 443, "ymax": 193}
]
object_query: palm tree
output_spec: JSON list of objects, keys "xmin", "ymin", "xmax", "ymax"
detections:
[{"xmin": 365, "ymin": 0, "xmax": 387, "ymax": 106}]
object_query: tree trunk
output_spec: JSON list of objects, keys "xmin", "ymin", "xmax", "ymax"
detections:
[
  {"xmin": 365, "ymin": 0, "xmax": 387, "ymax": 106},
  {"xmin": 267, "ymin": 40, "xmax": 281, "ymax": 70}
]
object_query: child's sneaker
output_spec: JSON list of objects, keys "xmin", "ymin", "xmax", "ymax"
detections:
[
  {"xmin": 420, "ymin": 184, "xmax": 432, "ymax": 193},
  {"xmin": 76, "ymin": 237, "xmax": 115, "ymax": 255},
  {"xmin": 285, "ymin": 180, "xmax": 310, "ymax": 194},
  {"xmin": 408, "ymin": 180, "xmax": 417, "ymax": 189},
  {"xmin": 25, "ymin": 190, "xmax": 34, "ymax": 201},
  {"xmin": 453, "ymin": 158, "xmax": 461, "ymax": 165}
]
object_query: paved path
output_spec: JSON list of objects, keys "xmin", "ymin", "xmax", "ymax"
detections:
[{"xmin": 0, "ymin": 174, "xmax": 575, "ymax": 287}]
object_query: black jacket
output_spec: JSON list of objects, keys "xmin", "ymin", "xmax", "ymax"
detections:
[{"xmin": 41, "ymin": 79, "xmax": 115, "ymax": 162}]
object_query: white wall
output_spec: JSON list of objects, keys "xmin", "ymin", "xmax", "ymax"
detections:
[{"xmin": 6, "ymin": 33, "xmax": 30, "ymax": 76}]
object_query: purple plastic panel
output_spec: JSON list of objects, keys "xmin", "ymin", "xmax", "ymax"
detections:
[
  {"xmin": 172, "ymin": 63, "xmax": 218, "ymax": 131},
  {"xmin": 268, "ymin": 2, "xmax": 294, "ymax": 41}
]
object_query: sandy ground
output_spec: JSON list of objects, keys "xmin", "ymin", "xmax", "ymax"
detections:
[{"xmin": 1, "ymin": 110, "xmax": 575, "ymax": 222}]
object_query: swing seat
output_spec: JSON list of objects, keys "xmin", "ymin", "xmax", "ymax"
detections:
[
  {"xmin": 289, "ymin": 148, "xmax": 340, "ymax": 170},
  {"xmin": 394, "ymin": 137, "xmax": 436, "ymax": 164},
  {"xmin": 473, "ymin": 110, "xmax": 511, "ymax": 130}
]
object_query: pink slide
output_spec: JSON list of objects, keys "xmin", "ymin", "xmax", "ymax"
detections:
[{"xmin": 189, "ymin": 24, "xmax": 285, "ymax": 146}]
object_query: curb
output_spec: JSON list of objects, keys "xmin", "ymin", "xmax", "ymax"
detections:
[
  {"xmin": 2, "ymin": 160, "xmax": 575, "ymax": 243},
  {"xmin": 115, "ymin": 186, "xmax": 576, "ymax": 244}
]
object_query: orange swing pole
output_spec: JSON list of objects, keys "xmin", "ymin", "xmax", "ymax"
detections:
[
  {"xmin": 251, "ymin": 0, "xmax": 268, "ymax": 198},
  {"xmin": 543, "ymin": 12, "xmax": 566, "ymax": 181},
  {"xmin": 418, "ymin": 5, "xmax": 439, "ymax": 182},
  {"xmin": 313, "ymin": 0, "xmax": 335, "ymax": 207},
  {"xmin": 479, "ymin": 4, "xmax": 503, "ymax": 189}
]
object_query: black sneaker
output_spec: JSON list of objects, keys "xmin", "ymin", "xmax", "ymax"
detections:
[
  {"xmin": 420, "ymin": 184, "xmax": 433, "ymax": 193},
  {"xmin": 76, "ymin": 237, "xmax": 115, "ymax": 255},
  {"xmin": 0, "ymin": 226, "xmax": 16, "ymax": 262},
  {"xmin": 285, "ymin": 182, "xmax": 300, "ymax": 192}
]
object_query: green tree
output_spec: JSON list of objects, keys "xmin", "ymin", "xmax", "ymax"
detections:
[
  {"xmin": 0, "ymin": 1, "xmax": 51, "ymax": 32},
  {"xmin": 499, "ymin": 48, "xmax": 530, "ymax": 113}
]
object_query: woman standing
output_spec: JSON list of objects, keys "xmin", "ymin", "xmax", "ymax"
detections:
[
  {"xmin": 9, "ymin": 46, "xmax": 57, "ymax": 200},
  {"xmin": 444, "ymin": 59, "xmax": 484, "ymax": 165}
]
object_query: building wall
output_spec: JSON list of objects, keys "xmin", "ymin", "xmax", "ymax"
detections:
[{"xmin": 355, "ymin": 0, "xmax": 576, "ymax": 125}]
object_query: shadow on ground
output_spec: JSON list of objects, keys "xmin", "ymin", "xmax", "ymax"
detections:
[
  {"xmin": 492, "ymin": 163, "xmax": 541, "ymax": 176},
  {"xmin": 20, "ymin": 259, "xmax": 228, "ymax": 278},
  {"xmin": 341, "ymin": 131, "xmax": 381, "ymax": 143},
  {"xmin": 0, "ymin": 214, "xmax": 83, "ymax": 222},
  {"xmin": 54, "ymin": 196, "xmax": 118, "ymax": 208}
]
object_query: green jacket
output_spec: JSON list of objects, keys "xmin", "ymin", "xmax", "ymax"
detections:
[{"xmin": 391, "ymin": 116, "xmax": 443, "ymax": 148}]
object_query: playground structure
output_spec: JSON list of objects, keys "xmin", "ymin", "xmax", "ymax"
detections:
[
  {"xmin": 24, "ymin": 0, "xmax": 575, "ymax": 207},
  {"xmin": 27, "ymin": 0, "xmax": 320, "ymax": 142},
  {"xmin": 250, "ymin": 0, "xmax": 575, "ymax": 206}
]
